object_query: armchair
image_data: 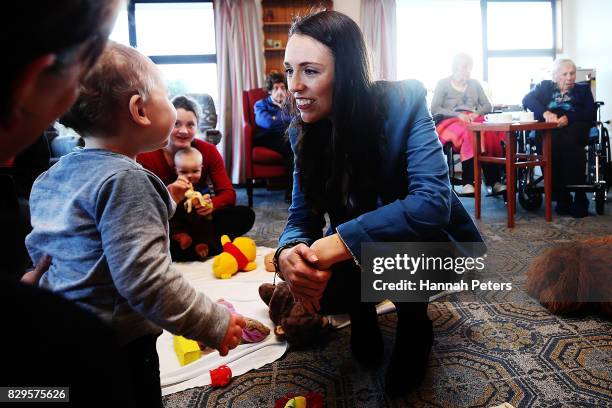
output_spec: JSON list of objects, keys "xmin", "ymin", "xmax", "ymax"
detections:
[
  {"xmin": 242, "ymin": 88, "xmax": 287, "ymax": 207},
  {"xmin": 187, "ymin": 93, "xmax": 222, "ymax": 145}
]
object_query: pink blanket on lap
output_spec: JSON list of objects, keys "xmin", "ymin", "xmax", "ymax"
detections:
[{"xmin": 436, "ymin": 116, "xmax": 504, "ymax": 162}]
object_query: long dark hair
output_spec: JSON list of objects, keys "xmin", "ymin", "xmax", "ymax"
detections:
[{"xmin": 288, "ymin": 10, "xmax": 387, "ymax": 219}]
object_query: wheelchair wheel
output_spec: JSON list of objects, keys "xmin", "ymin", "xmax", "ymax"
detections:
[{"xmin": 518, "ymin": 184, "xmax": 542, "ymax": 211}]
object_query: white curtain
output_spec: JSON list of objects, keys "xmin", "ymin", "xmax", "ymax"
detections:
[
  {"xmin": 214, "ymin": 0, "xmax": 265, "ymax": 183},
  {"xmin": 360, "ymin": 0, "xmax": 397, "ymax": 80}
]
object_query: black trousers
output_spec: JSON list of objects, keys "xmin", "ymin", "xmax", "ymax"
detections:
[
  {"xmin": 1, "ymin": 280, "xmax": 131, "ymax": 407},
  {"xmin": 549, "ymin": 122, "xmax": 590, "ymax": 198},
  {"xmin": 121, "ymin": 334, "xmax": 163, "ymax": 408},
  {"xmin": 461, "ymin": 158, "xmax": 503, "ymax": 186},
  {"xmin": 212, "ymin": 205, "xmax": 256, "ymax": 243},
  {"xmin": 170, "ymin": 205, "xmax": 256, "ymax": 260},
  {"xmin": 531, "ymin": 121, "xmax": 590, "ymax": 201},
  {"xmin": 318, "ymin": 260, "xmax": 431, "ymax": 341}
]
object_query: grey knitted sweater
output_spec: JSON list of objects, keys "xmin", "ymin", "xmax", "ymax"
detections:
[
  {"xmin": 430, "ymin": 77, "xmax": 492, "ymax": 117},
  {"xmin": 26, "ymin": 148, "xmax": 230, "ymax": 346}
]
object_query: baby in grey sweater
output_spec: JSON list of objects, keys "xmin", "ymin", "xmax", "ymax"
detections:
[{"xmin": 26, "ymin": 42, "xmax": 245, "ymax": 385}]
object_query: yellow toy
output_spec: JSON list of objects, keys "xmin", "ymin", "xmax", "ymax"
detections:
[
  {"xmin": 284, "ymin": 396, "xmax": 307, "ymax": 408},
  {"xmin": 212, "ymin": 235, "xmax": 257, "ymax": 279},
  {"xmin": 173, "ymin": 335, "xmax": 201, "ymax": 366}
]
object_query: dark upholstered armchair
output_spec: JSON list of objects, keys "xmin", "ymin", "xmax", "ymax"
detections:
[
  {"xmin": 186, "ymin": 93, "xmax": 222, "ymax": 145},
  {"xmin": 242, "ymin": 88, "xmax": 287, "ymax": 207}
]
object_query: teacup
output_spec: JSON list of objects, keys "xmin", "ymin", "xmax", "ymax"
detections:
[{"xmin": 518, "ymin": 111, "xmax": 535, "ymax": 122}]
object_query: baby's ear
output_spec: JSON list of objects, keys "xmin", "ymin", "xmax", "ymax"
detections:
[{"xmin": 128, "ymin": 94, "xmax": 151, "ymax": 126}]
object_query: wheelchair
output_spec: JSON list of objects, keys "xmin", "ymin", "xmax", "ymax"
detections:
[{"xmin": 516, "ymin": 101, "xmax": 610, "ymax": 215}]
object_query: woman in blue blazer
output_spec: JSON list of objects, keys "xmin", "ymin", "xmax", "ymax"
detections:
[
  {"xmin": 274, "ymin": 10, "xmax": 483, "ymax": 396},
  {"xmin": 522, "ymin": 59, "xmax": 596, "ymax": 217}
]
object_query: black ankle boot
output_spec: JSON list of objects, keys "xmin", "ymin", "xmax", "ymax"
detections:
[
  {"xmin": 385, "ymin": 313, "xmax": 433, "ymax": 396},
  {"xmin": 349, "ymin": 303, "xmax": 383, "ymax": 369}
]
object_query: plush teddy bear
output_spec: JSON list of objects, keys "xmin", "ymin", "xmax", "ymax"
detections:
[
  {"xmin": 212, "ymin": 235, "xmax": 257, "ymax": 279},
  {"xmin": 526, "ymin": 235, "xmax": 611, "ymax": 317},
  {"xmin": 259, "ymin": 281, "xmax": 329, "ymax": 345}
]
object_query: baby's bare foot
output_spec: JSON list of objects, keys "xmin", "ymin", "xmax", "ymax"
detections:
[
  {"xmin": 195, "ymin": 243, "xmax": 209, "ymax": 259},
  {"xmin": 172, "ymin": 232, "xmax": 192, "ymax": 249}
]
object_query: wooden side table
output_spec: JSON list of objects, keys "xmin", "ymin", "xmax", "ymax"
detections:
[{"xmin": 469, "ymin": 121, "xmax": 558, "ymax": 228}]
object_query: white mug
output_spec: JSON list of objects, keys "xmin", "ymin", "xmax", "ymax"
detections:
[
  {"xmin": 519, "ymin": 111, "xmax": 534, "ymax": 122},
  {"xmin": 498, "ymin": 113, "xmax": 513, "ymax": 123}
]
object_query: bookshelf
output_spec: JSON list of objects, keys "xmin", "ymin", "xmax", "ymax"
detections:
[{"xmin": 261, "ymin": 0, "xmax": 332, "ymax": 74}]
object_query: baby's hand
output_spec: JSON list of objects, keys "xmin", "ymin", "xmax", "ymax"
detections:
[
  {"xmin": 21, "ymin": 254, "xmax": 51, "ymax": 285},
  {"xmin": 168, "ymin": 175, "xmax": 192, "ymax": 203},
  {"xmin": 218, "ymin": 314, "xmax": 245, "ymax": 356}
]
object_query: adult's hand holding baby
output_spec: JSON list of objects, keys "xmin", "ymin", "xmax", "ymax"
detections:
[
  {"xmin": 20, "ymin": 254, "xmax": 51, "ymax": 285},
  {"xmin": 195, "ymin": 194, "xmax": 214, "ymax": 217},
  {"xmin": 218, "ymin": 314, "xmax": 246, "ymax": 356}
]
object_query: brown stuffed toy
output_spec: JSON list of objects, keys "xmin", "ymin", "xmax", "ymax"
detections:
[
  {"xmin": 259, "ymin": 281, "xmax": 329, "ymax": 345},
  {"xmin": 526, "ymin": 235, "xmax": 612, "ymax": 317}
]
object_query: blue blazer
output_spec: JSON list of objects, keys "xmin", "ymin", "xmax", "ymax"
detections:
[
  {"xmin": 279, "ymin": 80, "xmax": 483, "ymax": 262},
  {"xmin": 522, "ymin": 80, "xmax": 596, "ymax": 124}
]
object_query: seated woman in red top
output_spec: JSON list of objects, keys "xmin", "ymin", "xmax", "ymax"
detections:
[{"xmin": 138, "ymin": 95, "xmax": 255, "ymax": 258}]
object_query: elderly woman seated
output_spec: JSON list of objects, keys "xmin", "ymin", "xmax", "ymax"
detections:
[
  {"xmin": 431, "ymin": 53, "xmax": 505, "ymax": 195},
  {"xmin": 522, "ymin": 58, "xmax": 596, "ymax": 218}
]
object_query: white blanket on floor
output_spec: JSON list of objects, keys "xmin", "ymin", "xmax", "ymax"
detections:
[{"xmin": 157, "ymin": 247, "xmax": 287, "ymax": 396}]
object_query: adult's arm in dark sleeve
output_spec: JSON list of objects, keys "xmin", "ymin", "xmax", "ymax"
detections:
[
  {"xmin": 278, "ymin": 130, "xmax": 325, "ymax": 246},
  {"xmin": 336, "ymin": 81, "xmax": 452, "ymax": 262},
  {"xmin": 565, "ymin": 86, "xmax": 597, "ymax": 124},
  {"xmin": 522, "ymin": 81, "xmax": 549, "ymax": 121}
]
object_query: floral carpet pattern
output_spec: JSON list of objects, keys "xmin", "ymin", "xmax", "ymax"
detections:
[{"xmin": 163, "ymin": 187, "xmax": 611, "ymax": 408}]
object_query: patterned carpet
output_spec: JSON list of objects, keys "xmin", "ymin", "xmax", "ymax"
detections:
[{"xmin": 163, "ymin": 186, "xmax": 612, "ymax": 408}]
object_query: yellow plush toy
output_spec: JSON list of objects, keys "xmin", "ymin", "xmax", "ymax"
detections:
[{"xmin": 212, "ymin": 235, "xmax": 257, "ymax": 279}]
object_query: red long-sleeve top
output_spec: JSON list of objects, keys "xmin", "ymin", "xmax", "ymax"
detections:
[{"xmin": 137, "ymin": 139, "xmax": 236, "ymax": 210}]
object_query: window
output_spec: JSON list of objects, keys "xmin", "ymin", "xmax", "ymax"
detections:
[
  {"xmin": 109, "ymin": 1, "xmax": 218, "ymax": 104},
  {"xmin": 109, "ymin": 8, "xmax": 130, "ymax": 46},
  {"xmin": 484, "ymin": 1, "xmax": 555, "ymax": 105},
  {"xmin": 486, "ymin": 2, "xmax": 553, "ymax": 50},
  {"xmin": 396, "ymin": 0, "xmax": 483, "ymax": 94},
  {"xmin": 134, "ymin": 3, "xmax": 216, "ymax": 56},
  {"xmin": 396, "ymin": 0, "xmax": 557, "ymax": 105}
]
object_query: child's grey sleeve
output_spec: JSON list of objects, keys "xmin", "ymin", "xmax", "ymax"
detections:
[{"xmin": 95, "ymin": 169, "xmax": 230, "ymax": 348}]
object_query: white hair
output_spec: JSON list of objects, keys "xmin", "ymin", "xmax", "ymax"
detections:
[
  {"xmin": 552, "ymin": 58, "xmax": 576, "ymax": 80},
  {"xmin": 452, "ymin": 53, "xmax": 474, "ymax": 73}
]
